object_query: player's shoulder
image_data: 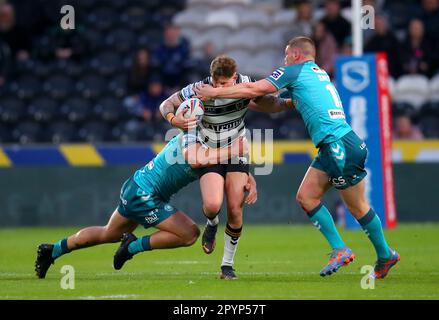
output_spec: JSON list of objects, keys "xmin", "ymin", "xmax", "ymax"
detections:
[
  {"xmin": 267, "ymin": 64, "xmax": 304, "ymax": 83},
  {"xmin": 236, "ymin": 73, "xmax": 255, "ymax": 83},
  {"xmin": 180, "ymin": 77, "xmax": 212, "ymax": 100}
]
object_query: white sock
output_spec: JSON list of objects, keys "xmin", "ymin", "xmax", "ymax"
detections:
[
  {"xmin": 221, "ymin": 224, "xmax": 242, "ymax": 267},
  {"xmin": 207, "ymin": 215, "xmax": 219, "ymax": 227}
]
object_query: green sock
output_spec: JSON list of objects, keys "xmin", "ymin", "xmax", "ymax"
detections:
[
  {"xmin": 308, "ymin": 203, "xmax": 345, "ymax": 250},
  {"xmin": 357, "ymin": 208, "xmax": 390, "ymax": 260},
  {"xmin": 52, "ymin": 238, "xmax": 71, "ymax": 259},
  {"xmin": 128, "ymin": 236, "xmax": 152, "ymax": 255}
]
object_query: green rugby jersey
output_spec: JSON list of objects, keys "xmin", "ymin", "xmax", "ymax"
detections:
[{"xmin": 266, "ymin": 61, "xmax": 352, "ymax": 147}]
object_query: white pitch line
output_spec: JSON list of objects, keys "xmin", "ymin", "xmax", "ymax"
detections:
[
  {"xmin": 78, "ymin": 294, "xmax": 142, "ymax": 300},
  {"xmin": 152, "ymin": 260, "xmax": 209, "ymax": 265}
]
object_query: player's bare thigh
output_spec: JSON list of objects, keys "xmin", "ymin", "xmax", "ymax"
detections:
[
  {"xmin": 154, "ymin": 210, "xmax": 200, "ymax": 247},
  {"xmin": 200, "ymin": 172, "xmax": 225, "ymax": 215},
  {"xmin": 339, "ymin": 179, "xmax": 370, "ymax": 219},
  {"xmin": 225, "ymin": 172, "xmax": 248, "ymax": 228},
  {"xmin": 105, "ymin": 209, "xmax": 138, "ymax": 240},
  {"xmin": 296, "ymin": 166, "xmax": 332, "ymax": 212}
]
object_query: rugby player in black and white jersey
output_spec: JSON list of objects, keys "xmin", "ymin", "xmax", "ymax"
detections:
[{"xmin": 159, "ymin": 55, "xmax": 292, "ymax": 279}]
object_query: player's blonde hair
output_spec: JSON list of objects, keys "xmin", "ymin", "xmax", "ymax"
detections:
[
  {"xmin": 288, "ymin": 36, "xmax": 316, "ymax": 58},
  {"xmin": 210, "ymin": 55, "xmax": 237, "ymax": 80}
]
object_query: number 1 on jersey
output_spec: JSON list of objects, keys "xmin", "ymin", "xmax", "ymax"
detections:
[{"xmin": 326, "ymin": 84, "xmax": 343, "ymax": 108}]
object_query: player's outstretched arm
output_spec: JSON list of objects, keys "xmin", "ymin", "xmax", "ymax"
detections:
[
  {"xmin": 183, "ymin": 138, "xmax": 248, "ymax": 169},
  {"xmin": 195, "ymin": 79, "xmax": 277, "ymax": 100},
  {"xmin": 250, "ymin": 95, "xmax": 293, "ymax": 113},
  {"xmin": 159, "ymin": 92, "xmax": 197, "ymax": 131}
]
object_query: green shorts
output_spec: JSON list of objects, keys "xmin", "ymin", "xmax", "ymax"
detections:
[
  {"xmin": 311, "ymin": 131, "xmax": 368, "ymax": 190},
  {"xmin": 117, "ymin": 177, "xmax": 178, "ymax": 228}
]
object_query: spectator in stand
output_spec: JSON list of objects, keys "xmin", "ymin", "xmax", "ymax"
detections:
[
  {"xmin": 193, "ymin": 42, "xmax": 217, "ymax": 79},
  {"xmin": 288, "ymin": 0, "xmax": 314, "ymax": 39},
  {"xmin": 418, "ymin": 0, "xmax": 439, "ymax": 75},
  {"xmin": 340, "ymin": 35, "xmax": 353, "ymax": 56},
  {"xmin": 152, "ymin": 24, "xmax": 191, "ymax": 93},
  {"xmin": 364, "ymin": 15, "xmax": 402, "ymax": 78},
  {"xmin": 0, "ymin": 2, "xmax": 31, "ymax": 61},
  {"xmin": 127, "ymin": 49, "xmax": 157, "ymax": 95},
  {"xmin": 419, "ymin": 0, "xmax": 439, "ymax": 41},
  {"xmin": 49, "ymin": 24, "xmax": 88, "ymax": 62},
  {"xmin": 401, "ymin": 19, "xmax": 433, "ymax": 77},
  {"xmin": 394, "ymin": 115, "xmax": 424, "ymax": 140},
  {"xmin": 313, "ymin": 21, "xmax": 338, "ymax": 77},
  {"xmin": 0, "ymin": 39, "xmax": 10, "ymax": 86},
  {"xmin": 320, "ymin": 0, "xmax": 351, "ymax": 48},
  {"xmin": 124, "ymin": 76, "xmax": 167, "ymax": 122}
]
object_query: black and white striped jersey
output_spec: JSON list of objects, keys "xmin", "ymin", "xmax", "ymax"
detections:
[{"xmin": 178, "ymin": 74, "xmax": 254, "ymax": 148}]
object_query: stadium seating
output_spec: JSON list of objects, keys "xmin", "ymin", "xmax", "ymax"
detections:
[
  {"xmin": 44, "ymin": 74, "xmax": 75, "ymax": 100},
  {"xmin": 47, "ymin": 121, "xmax": 78, "ymax": 143},
  {"xmin": 1, "ymin": 0, "xmax": 439, "ymax": 144},
  {"xmin": 12, "ymin": 121, "xmax": 44, "ymax": 144},
  {"xmin": 429, "ymin": 75, "xmax": 439, "ymax": 102},
  {"xmin": 393, "ymin": 75, "xmax": 430, "ymax": 110},
  {"xmin": 78, "ymin": 121, "xmax": 111, "ymax": 142},
  {"xmin": 27, "ymin": 97, "xmax": 58, "ymax": 123},
  {"xmin": 60, "ymin": 97, "xmax": 93, "ymax": 123},
  {"xmin": 0, "ymin": 96, "xmax": 26, "ymax": 125}
]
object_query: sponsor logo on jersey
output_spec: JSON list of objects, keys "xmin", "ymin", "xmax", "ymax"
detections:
[
  {"xmin": 145, "ymin": 212, "xmax": 159, "ymax": 224},
  {"xmin": 202, "ymin": 118, "xmax": 243, "ymax": 132},
  {"xmin": 311, "ymin": 66, "xmax": 326, "ymax": 74},
  {"xmin": 328, "ymin": 109, "xmax": 346, "ymax": 119},
  {"xmin": 270, "ymin": 69, "xmax": 284, "ymax": 80},
  {"xmin": 329, "ymin": 176, "xmax": 347, "ymax": 187}
]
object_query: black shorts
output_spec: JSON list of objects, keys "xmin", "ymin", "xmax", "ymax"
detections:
[{"xmin": 199, "ymin": 160, "xmax": 250, "ymax": 178}]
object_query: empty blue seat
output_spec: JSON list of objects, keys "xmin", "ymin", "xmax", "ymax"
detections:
[
  {"xmin": 78, "ymin": 121, "xmax": 111, "ymax": 142},
  {"xmin": 112, "ymin": 120, "xmax": 156, "ymax": 142},
  {"xmin": 60, "ymin": 97, "xmax": 92, "ymax": 122},
  {"xmin": 47, "ymin": 121, "xmax": 78, "ymax": 143},
  {"xmin": 0, "ymin": 96, "xmax": 26, "ymax": 123},
  {"xmin": 86, "ymin": 7, "xmax": 118, "ymax": 32},
  {"xmin": 11, "ymin": 75, "xmax": 41, "ymax": 99},
  {"xmin": 77, "ymin": 74, "xmax": 107, "ymax": 99},
  {"xmin": 109, "ymin": 75, "xmax": 128, "ymax": 98},
  {"xmin": 28, "ymin": 97, "xmax": 58, "ymax": 122},
  {"xmin": 0, "ymin": 124, "xmax": 13, "ymax": 143},
  {"xmin": 12, "ymin": 121, "xmax": 43, "ymax": 144},
  {"xmin": 105, "ymin": 28, "xmax": 136, "ymax": 53},
  {"xmin": 44, "ymin": 74, "xmax": 75, "ymax": 100},
  {"xmin": 94, "ymin": 97, "xmax": 124, "ymax": 122},
  {"xmin": 90, "ymin": 51, "xmax": 123, "ymax": 76}
]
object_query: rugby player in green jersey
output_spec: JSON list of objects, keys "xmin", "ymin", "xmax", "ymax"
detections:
[
  {"xmin": 35, "ymin": 133, "xmax": 257, "ymax": 279},
  {"xmin": 195, "ymin": 37, "xmax": 399, "ymax": 279}
]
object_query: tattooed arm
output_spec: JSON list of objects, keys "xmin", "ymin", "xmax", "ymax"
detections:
[
  {"xmin": 159, "ymin": 92, "xmax": 197, "ymax": 130},
  {"xmin": 249, "ymin": 95, "xmax": 294, "ymax": 113}
]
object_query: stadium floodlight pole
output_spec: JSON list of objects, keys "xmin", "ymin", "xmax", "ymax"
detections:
[{"xmin": 352, "ymin": 0, "xmax": 363, "ymax": 56}]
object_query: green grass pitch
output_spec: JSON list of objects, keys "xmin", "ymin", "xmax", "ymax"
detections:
[{"xmin": 0, "ymin": 223, "xmax": 438, "ymax": 300}]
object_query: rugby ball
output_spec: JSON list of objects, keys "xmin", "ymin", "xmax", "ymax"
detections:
[{"xmin": 176, "ymin": 98, "xmax": 204, "ymax": 120}]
